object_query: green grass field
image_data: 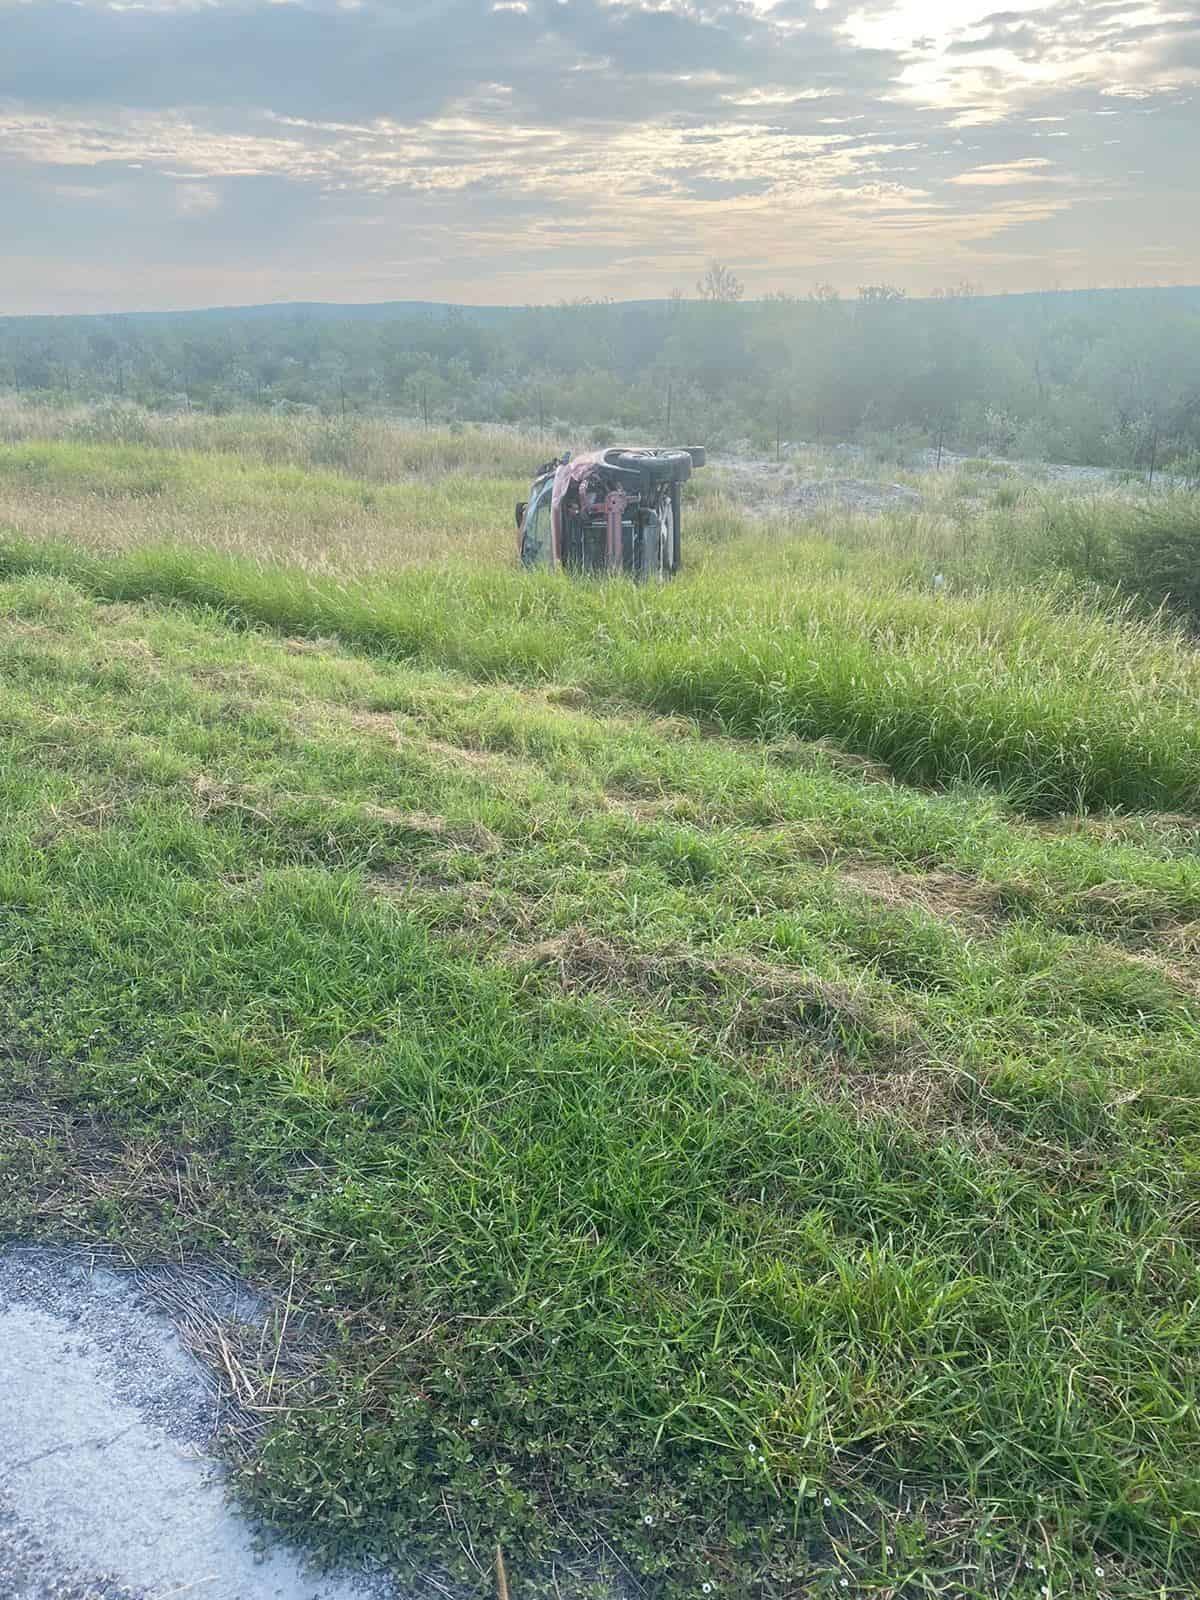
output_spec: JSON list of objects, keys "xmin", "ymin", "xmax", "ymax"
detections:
[{"xmin": 1, "ymin": 410, "xmax": 1198, "ymax": 1598}]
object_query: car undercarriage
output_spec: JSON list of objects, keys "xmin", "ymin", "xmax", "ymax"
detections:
[{"xmin": 517, "ymin": 446, "xmax": 705, "ymax": 579}]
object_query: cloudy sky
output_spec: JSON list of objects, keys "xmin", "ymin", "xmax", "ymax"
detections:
[{"xmin": 2, "ymin": 0, "xmax": 1198, "ymax": 314}]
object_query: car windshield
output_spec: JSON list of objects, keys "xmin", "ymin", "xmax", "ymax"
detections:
[{"xmin": 522, "ymin": 479, "xmax": 553, "ymax": 566}]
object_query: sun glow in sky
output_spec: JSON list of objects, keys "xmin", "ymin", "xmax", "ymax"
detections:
[
  {"xmin": 847, "ymin": 1, "xmax": 1184, "ymax": 108},
  {"xmin": 844, "ymin": 0, "xmax": 1002, "ymax": 50},
  {"xmin": 1, "ymin": 0, "xmax": 1198, "ymax": 312}
]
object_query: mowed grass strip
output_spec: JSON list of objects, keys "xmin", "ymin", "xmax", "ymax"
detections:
[
  {"xmin": 1, "ymin": 578, "xmax": 1198, "ymax": 1598},
  {"xmin": 3, "ymin": 529, "xmax": 1200, "ymax": 813}
]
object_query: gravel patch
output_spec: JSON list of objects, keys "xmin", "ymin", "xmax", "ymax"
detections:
[
  {"xmin": 714, "ymin": 457, "xmax": 922, "ymax": 518},
  {"xmin": 912, "ymin": 447, "xmax": 1119, "ymax": 486},
  {"xmin": 0, "ymin": 1246, "xmax": 408, "ymax": 1600},
  {"xmin": 712, "ymin": 443, "xmax": 1174, "ymax": 519}
]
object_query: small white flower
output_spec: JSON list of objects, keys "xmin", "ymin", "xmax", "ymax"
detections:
[
  {"xmin": 643, "ymin": 1514, "xmax": 654, "ymax": 1526},
  {"xmin": 839, "ymin": 1582, "xmax": 849, "ymax": 1591},
  {"xmin": 886, "ymin": 1546, "xmax": 894, "ymax": 1555},
  {"xmin": 823, "ymin": 1496, "xmax": 832, "ymax": 1508},
  {"xmin": 444, "ymin": 1368, "xmax": 453, "ymax": 1378},
  {"xmin": 702, "ymin": 1585, "xmax": 713, "ymax": 1595},
  {"xmin": 469, "ymin": 1417, "xmax": 480, "ymax": 1429},
  {"xmin": 1041, "ymin": 1588, "xmax": 1049, "ymax": 1597},
  {"xmin": 1095, "ymin": 1569, "xmax": 1104, "ymax": 1579}
]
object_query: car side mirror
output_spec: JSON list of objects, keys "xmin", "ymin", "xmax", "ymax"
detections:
[{"xmin": 515, "ymin": 501, "xmax": 526, "ymax": 529}]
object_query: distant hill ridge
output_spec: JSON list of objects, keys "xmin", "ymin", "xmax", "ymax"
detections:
[{"xmin": 4, "ymin": 285, "xmax": 1200, "ymax": 329}]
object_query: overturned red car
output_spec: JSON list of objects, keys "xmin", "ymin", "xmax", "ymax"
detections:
[{"xmin": 516, "ymin": 446, "xmax": 705, "ymax": 580}]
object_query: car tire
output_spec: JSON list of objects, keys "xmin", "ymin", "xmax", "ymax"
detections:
[
  {"xmin": 656, "ymin": 450, "xmax": 693, "ymax": 484},
  {"xmin": 611, "ymin": 450, "xmax": 691, "ymax": 486}
]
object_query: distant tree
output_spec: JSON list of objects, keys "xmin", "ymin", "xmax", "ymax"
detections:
[
  {"xmin": 931, "ymin": 280, "xmax": 982, "ymax": 300},
  {"xmin": 697, "ymin": 261, "xmax": 744, "ymax": 303},
  {"xmin": 857, "ymin": 284, "xmax": 907, "ymax": 304},
  {"xmin": 809, "ymin": 282, "xmax": 841, "ymax": 305}
]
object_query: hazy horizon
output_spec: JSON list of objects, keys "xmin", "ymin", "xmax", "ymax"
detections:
[
  {"xmin": 4, "ymin": 0, "xmax": 1199, "ymax": 317},
  {"xmin": 8, "ymin": 283, "xmax": 1200, "ymax": 326}
]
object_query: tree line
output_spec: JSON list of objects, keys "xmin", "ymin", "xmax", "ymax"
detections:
[{"xmin": 3, "ymin": 277, "xmax": 1199, "ymax": 471}]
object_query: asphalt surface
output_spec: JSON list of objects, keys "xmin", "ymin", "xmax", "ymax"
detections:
[{"xmin": 0, "ymin": 1246, "xmax": 403, "ymax": 1600}]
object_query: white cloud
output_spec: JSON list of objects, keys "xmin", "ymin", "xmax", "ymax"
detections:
[
  {"xmin": 947, "ymin": 158, "xmax": 1064, "ymax": 186},
  {"xmin": 0, "ymin": 0, "xmax": 1197, "ymax": 309}
]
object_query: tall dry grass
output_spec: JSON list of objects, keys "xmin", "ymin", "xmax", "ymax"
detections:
[{"xmin": 0, "ymin": 396, "xmax": 560, "ymax": 482}]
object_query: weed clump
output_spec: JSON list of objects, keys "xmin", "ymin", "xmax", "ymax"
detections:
[{"xmin": 1037, "ymin": 495, "xmax": 1200, "ymax": 627}]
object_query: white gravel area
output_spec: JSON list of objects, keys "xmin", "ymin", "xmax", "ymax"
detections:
[{"xmin": 0, "ymin": 1246, "xmax": 411, "ymax": 1600}]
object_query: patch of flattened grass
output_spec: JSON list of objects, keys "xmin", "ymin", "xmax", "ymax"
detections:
[
  {"xmin": 1012, "ymin": 937, "xmax": 1189, "ymax": 1030},
  {"xmin": 507, "ymin": 925, "xmax": 913, "ymax": 1058},
  {"xmin": 837, "ymin": 860, "xmax": 1005, "ymax": 932},
  {"xmin": 766, "ymin": 732, "xmax": 897, "ymax": 786},
  {"xmin": 192, "ymin": 776, "xmax": 503, "ymax": 861}
]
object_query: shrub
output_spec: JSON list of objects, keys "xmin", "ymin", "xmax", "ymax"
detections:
[
  {"xmin": 1116, "ymin": 498, "xmax": 1200, "ymax": 626},
  {"xmin": 1035, "ymin": 496, "xmax": 1200, "ymax": 628},
  {"xmin": 70, "ymin": 399, "xmax": 155, "ymax": 446}
]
